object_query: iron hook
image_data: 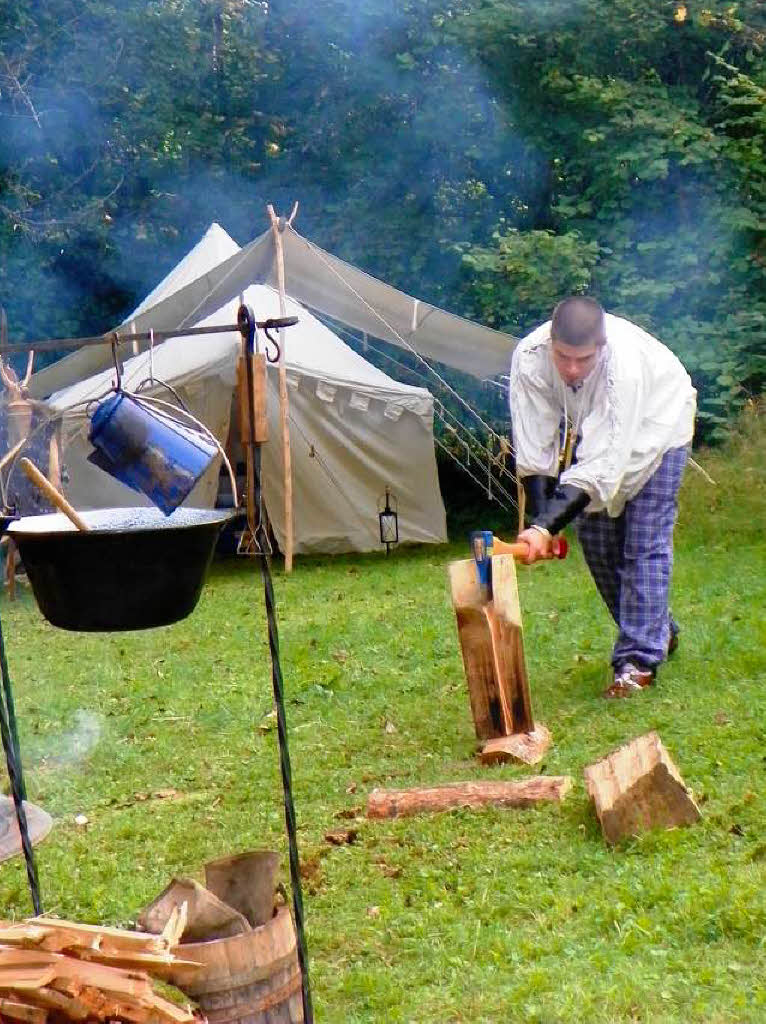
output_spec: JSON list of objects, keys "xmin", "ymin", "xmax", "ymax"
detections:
[
  {"xmin": 263, "ymin": 326, "xmax": 281, "ymax": 364},
  {"xmin": 111, "ymin": 338, "xmax": 123, "ymax": 391}
]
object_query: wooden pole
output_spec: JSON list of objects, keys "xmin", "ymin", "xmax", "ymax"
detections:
[{"xmin": 266, "ymin": 204, "xmax": 296, "ymax": 573}]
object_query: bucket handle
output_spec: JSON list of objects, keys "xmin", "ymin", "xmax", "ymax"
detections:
[
  {"xmin": 111, "ymin": 339, "xmax": 123, "ymax": 391},
  {"xmin": 128, "ymin": 391, "xmax": 240, "ymax": 509}
]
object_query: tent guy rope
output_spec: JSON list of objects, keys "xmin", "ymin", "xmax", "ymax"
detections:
[{"xmin": 295, "ymin": 228, "xmax": 506, "ymax": 444}]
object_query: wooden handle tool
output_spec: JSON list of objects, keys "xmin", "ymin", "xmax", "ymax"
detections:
[
  {"xmin": 19, "ymin": 458, "xmax": 90, "ymax": 532},
  {"xmin": 492, "ymin": 535, "xmax": 568, "ymax": 560}
]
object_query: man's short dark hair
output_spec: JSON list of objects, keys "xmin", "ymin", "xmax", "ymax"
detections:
[{"xmin": 551, "ymin": 296, "xmax": 606, "ymax": 347}]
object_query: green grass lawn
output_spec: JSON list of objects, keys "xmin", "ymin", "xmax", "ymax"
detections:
[{"xmin": 1, "ymin": 411, "xmax": 765, "ymax": 1023}]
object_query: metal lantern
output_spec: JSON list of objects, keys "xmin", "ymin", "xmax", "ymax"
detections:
[{"xmin": 378, "ymin": 487, "xmax": 399, "ymax": 554}]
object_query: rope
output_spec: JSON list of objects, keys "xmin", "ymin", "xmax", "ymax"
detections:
[
  {"xmin": 433, "ymin": 403, "xmax": 516, "ymax": 480},
  {"xmin": 689, "ymin": 457, "xmax": 717, "ymax": 485},
  {"xmin": 323, "ymin": 315, "xmax": 519, "ymax": 507},
  {"xmin": 361, "ymin": 335, "xmax": 516, "ymax": 460},
  {"xmin": 434, "ymin": 436, "xmax": 517, "ymax": 513},
  {"xmin": 318, "ymin": 315, "xmax": 518, "ymax": 479},
  {"xmin": 296, "ymin": 230, "xmax": 506, "ymax": 443}
]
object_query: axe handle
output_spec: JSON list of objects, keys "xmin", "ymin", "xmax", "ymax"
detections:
[
  {"xmin": 491, "ymin": 538, "xmax": 530, "ymax": 559},
  {"xmin": 492, "ymin": 534, "xmax": 568, "ymax": 560}
]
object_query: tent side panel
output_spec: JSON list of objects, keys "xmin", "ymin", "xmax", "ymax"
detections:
[{"xmin": 262, "ymin": 375, "xmax": 446, "ymax": 555}]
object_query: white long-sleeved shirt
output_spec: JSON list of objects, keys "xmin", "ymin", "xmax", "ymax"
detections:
[{"xmin": 509, "ymin": 313, "xmax": 696, "ymax": 516}]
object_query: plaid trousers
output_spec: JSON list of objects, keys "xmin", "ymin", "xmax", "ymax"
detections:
[{"xmin": 575, "ymin": 446, "xmax": 688, "ymax": 669}]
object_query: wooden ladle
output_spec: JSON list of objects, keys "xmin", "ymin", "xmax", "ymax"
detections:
[{"xmin": 19, "ymin": 458, "xmax": 90, "ymax": 532}]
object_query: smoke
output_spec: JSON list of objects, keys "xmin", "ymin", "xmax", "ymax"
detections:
[
  {"xmin": 25, "ymin": 709, "xmax": 104, "ymax": 770},
  {"xmin": 1, "ymin": 0, "xmax": 547, "ymax": 348}
]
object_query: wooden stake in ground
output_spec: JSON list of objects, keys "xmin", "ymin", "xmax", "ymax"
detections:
[
  {"xmin": 584, "ymin": 731, "xmax": 701, "ymax": 844},
  {"xmin": 448, "ymin": 553, "xmax": 550, "ymax": 765},
  {"xmin": 367, "ymin": 777, "xmax": 572, "ymax": 819},
  {"xmin": 266, "ymin": 202, "xmax": 298, "ymax": 573}
]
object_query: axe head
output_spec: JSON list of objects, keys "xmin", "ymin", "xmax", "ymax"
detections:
[{"xmin": 469, "ymin": 530, "xmax": 494, "ymax": 601}]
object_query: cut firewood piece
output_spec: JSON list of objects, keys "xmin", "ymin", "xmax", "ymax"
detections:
[
  {"xmin": 0, "ymin": 965, "xmax": 56, "ymax": 989},
  {"xmin": 72, "ymin": 948, "xmax": 202, "ymax": 982},
  {"xmin": 0, "ymin": 997, "xmax": 47, "ymax": 1024},
  {"xmin": 479, "ymin": 724, "xmax": 552, "ymax": 766},
  {"xmin": 0, "ymin": 949, "xmax": 58, "ymax": 966},
  {"xmin": 0, "ymin": 997, "xmax": 48, "ymax": 1024},
  {"xmin": 142, "ymin": 991, "xmax": 196, "ymax": 1024},
  {"xmin": 449, "ymin": 555, "xmax": 534, "ymax": 740},
  {"xmin": 159, "ymin": 901, "xmax": 188, "ymax": 950},
  {"xmin": 367, "ymin": 776, "xmax": 572, "ymax": 819},
  {"xmin": 48, "ymin": 956, "xmax": 153, "ymax": 1000},
  {"xmin": 138, "ymin": 878, "xmax": 251, "ymax": 942},
  {"xmin": 59, "ymin": 982, "xmax": 123, "ymax": 1021},
  {"xmin": 584, "ymin": 731, "xmax": 701, "ymax": 845},
  {"xmin": 0, "ymin": 925, "xmax": 50, "ymax": 948},
  {"xmin": 12, "ymin": 985, "xmax": 91, "ymax": 1021},
  {"xmin": 28, "ymin": 919, "xmax": 168, "ymax": 954},
  {"xmin": 204, "ymin": 849, "xmax": 280, "ymax": 928}
]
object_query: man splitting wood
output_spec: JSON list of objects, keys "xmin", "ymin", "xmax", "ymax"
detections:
[{"xmin": 509, "ymin": 296, "xmax": 696, "ymax": 698}]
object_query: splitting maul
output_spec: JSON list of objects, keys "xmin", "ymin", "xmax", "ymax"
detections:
[{"xmin": 469, "ymin": 529, "xmax": 568, "ymax": 602}]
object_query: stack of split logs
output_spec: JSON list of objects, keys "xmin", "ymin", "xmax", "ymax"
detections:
[
  {"xmin": 0, "ymin": 917, "xmax": 198, "ymax": 1024},
  {"xmin": 0, "ymin": 850, "xmax": 303, "ymax": 1024}
]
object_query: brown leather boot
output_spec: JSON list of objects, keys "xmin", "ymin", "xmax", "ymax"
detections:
[{"xmin": 603, "ymin": 663, "xmax": 655, "ymax": 699}]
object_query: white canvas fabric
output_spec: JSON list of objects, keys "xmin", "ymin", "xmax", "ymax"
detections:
[
  {"xmin": 29, "ymin": 223, "xmax": 515, "ymax": 399},
  {"xmin": 44, "ymin": 226, "xmax": 447, "ymax": 553}
]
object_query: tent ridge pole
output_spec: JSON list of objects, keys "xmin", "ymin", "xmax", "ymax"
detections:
[{"xmin": 267, "ymin": 202, "xmax": 295, "ymax": 573}]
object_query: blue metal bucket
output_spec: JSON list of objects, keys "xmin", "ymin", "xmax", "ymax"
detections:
[{"xmin": 88, "ymin": 392, "xmax": 218, "ymax": 515}]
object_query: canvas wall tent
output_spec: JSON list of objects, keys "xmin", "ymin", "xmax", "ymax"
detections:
[
  {"xmin": 44, "ymin": 224, "xmax": 448, "ymax": 554},
  {"xmin": 29, "ymin": 223, "xmax": 516, "ymax": 401}
]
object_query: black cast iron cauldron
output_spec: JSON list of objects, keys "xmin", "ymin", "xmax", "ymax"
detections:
[{"xmin": 7, "ymin": 507, "xmax": 232, "ymax": 632}]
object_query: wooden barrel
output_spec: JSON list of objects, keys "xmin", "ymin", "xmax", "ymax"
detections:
[{"xmin": 170, "ymin": 906, "xmax": 303, "ymax": 1024}]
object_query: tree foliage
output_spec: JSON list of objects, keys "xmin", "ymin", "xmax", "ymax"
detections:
[{"xmin": 1, "ymin": 0, "xmax": 765, "ymax": 437}]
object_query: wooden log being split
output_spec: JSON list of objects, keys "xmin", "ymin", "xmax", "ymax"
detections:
[
  {"xmin": 367, "ymin": 776, "xmax": 572, "ymax": 819},
  {"xmin": 449, "ymin": 554, "xmax": 551, "ymax": 764},
  {"xmin": 584, "ymin": 731, "xmax": 701, "ymax": 845}
]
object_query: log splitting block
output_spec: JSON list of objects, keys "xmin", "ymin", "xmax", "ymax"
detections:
[{"xmin": 448, "ymin": 531, "xmax": 567, "ymax": 766}]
